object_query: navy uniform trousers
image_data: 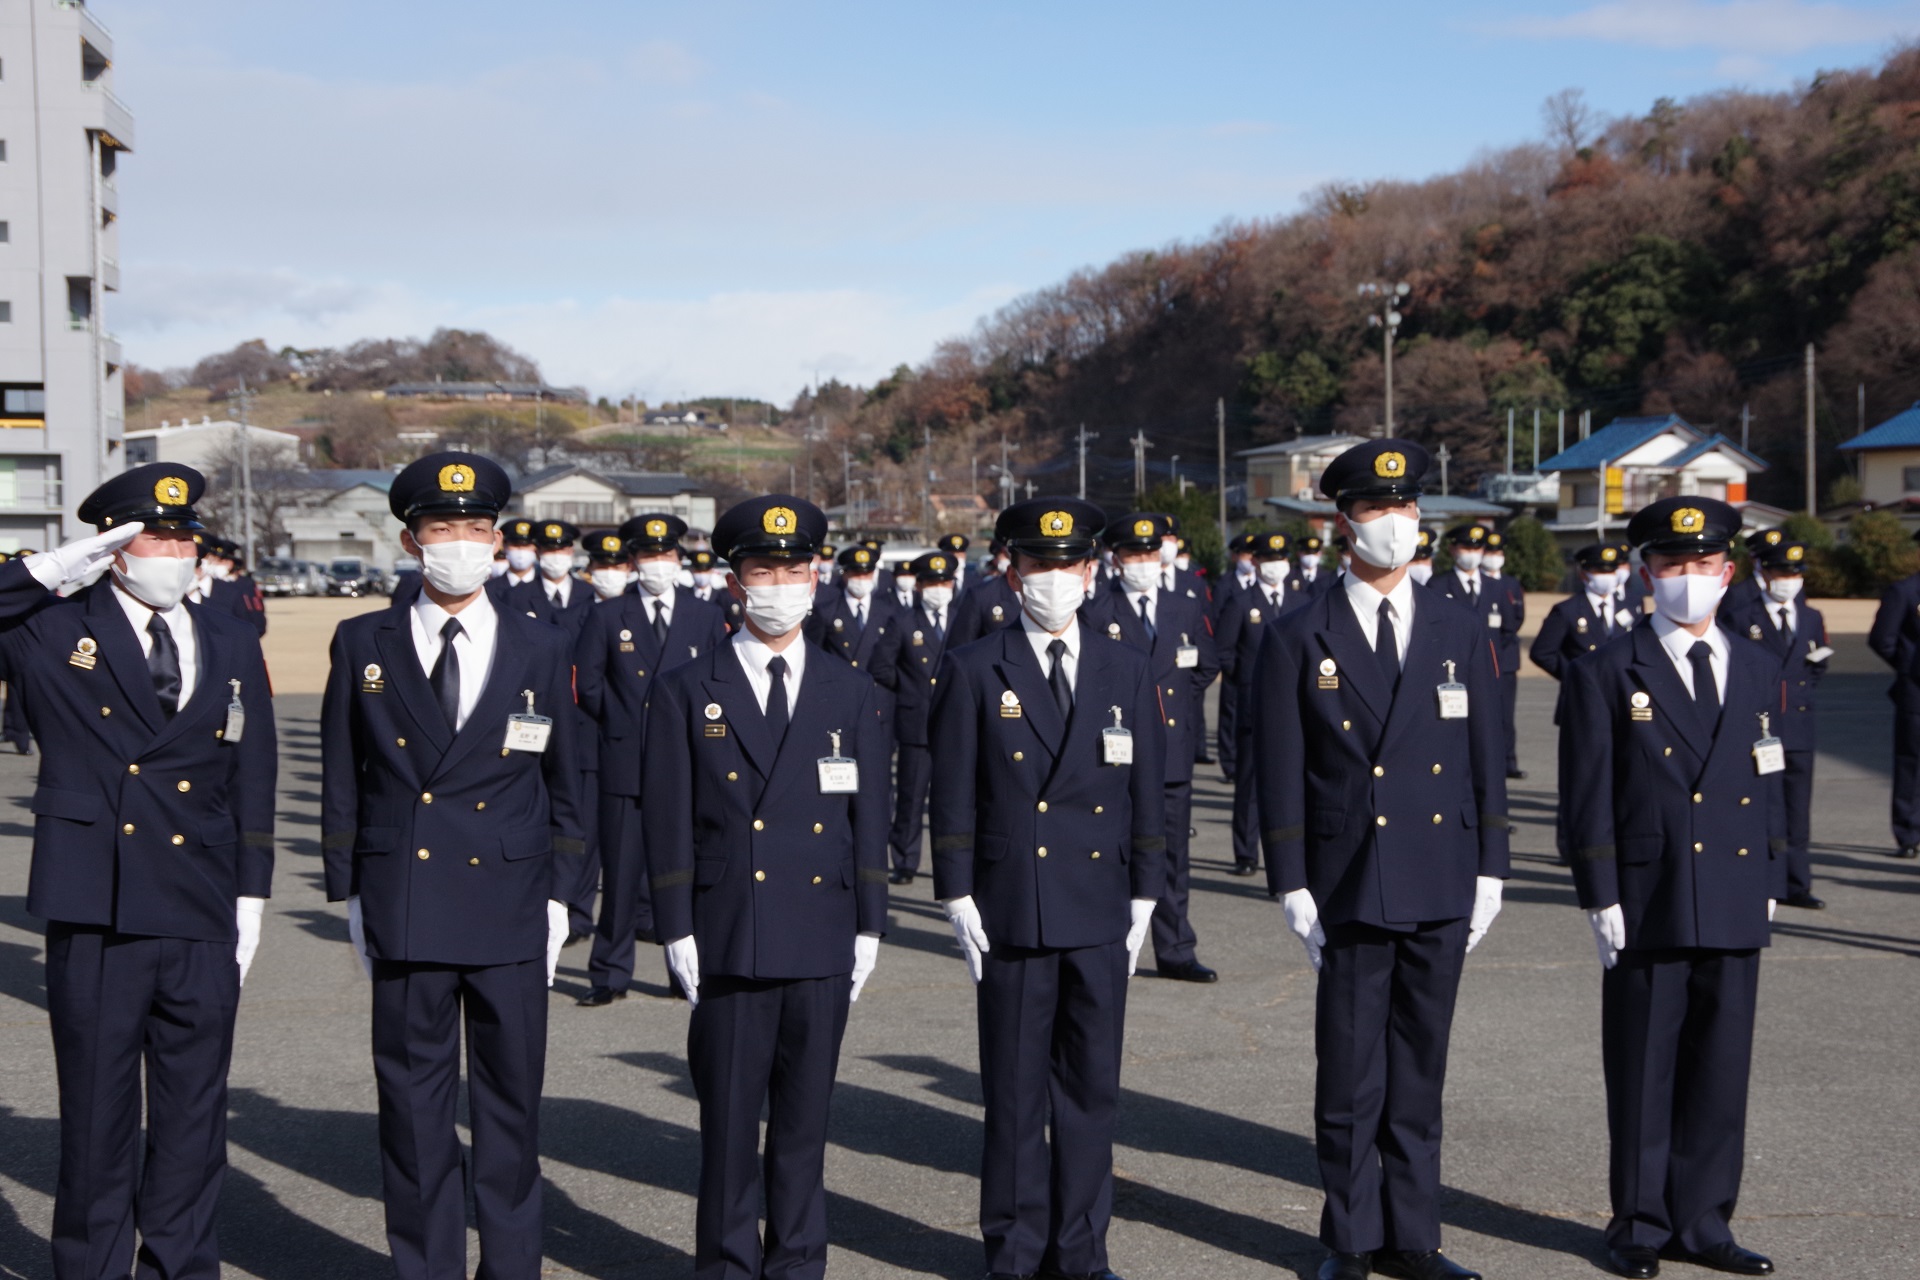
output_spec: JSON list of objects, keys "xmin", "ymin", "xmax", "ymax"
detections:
[
  {"xmin": 47, "ymin": 926, "xmax": 240, "ymax": 1280},
  {"xmin": 878, "ymin": 604, "xmax": 945, "ymax": 875},
  {"xmin": 2, "ymin": 678, "xmax": 29, "ymax": 750}
]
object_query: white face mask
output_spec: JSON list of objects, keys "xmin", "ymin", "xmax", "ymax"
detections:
[
  {"xmin": 1174, "ymin": 555, "xmax": 1191, "ymax": 571},
  {"xmin": 489, "ymin": 560, "xmax": 508, "ymax": 579},
  {"xmin": 919, "ymin": 584, "xmax": 955, "ymax": 611},
  {"xmin": 993, "ymin": 555, "xmax": 1011, "ymax": 574},
  {"xmin": 1482, "ymin": 554, "xmax": 1505, "ymax": 575},
  {"xmin": 1257, "ymin": 560, "xmax": 1289, "ymax": 587},
  {"xmin": 114, "ymin": 550, "xmax": 198, "ymax": 610},
  {"xmin": 538, "ymin": 551, "xmax": 573, "ymax": 581},
  {"xmin": 205, "ymin": 561, "xmax": 232, "ymax": 581},
  {"xmin": 1453, "ymin": 548, "xmax": 1483, "ymax": 572},
  {"xmin": 1408, "ymin": 561, "xmax": 1434, "ymax": 585},
  {"xmin": 1766, "ymin": 575, "xmax": 1804, "ymax": 603},
  {"xmin": 843, "ymin": 574, "xmax": 875, "ymax": 599},
  {"xmin": 1585, "ymin": 572, "xmax": 1617, "ymax": 597},
  {"xmin": 416, "ymin": 539, "xmax": 495, "ymax": 597},
  {"xmin": 1648, "ymin": 570, "xmax": 1727, "ymax": 626},
  {"xmin": 505, "ymin": 546, "xmax": 536, "ymax": 572},
  {"xmin": 1236, "ymin": 559, "xmax": 1256, "ymax": 580},
  {"xmin": 1300, "ymin": 559, "xmax": 1317, "ymax": 578},
  {"xmin": 634, "ymin": 560, "xmax": 679, "ymax": 597},
  {"xmin": 1120, "ymin": 561, "xmax": 1160, "ymax": 593},
  {"xmin": 1019, "ymin": 565, "xmax": 1087, "ymax": 633},
  {"xmin": 590, "ymin": 568, "xmax": 630, "ymax": 600},
  {"xmin": 692, "ymin": 571, "xmax": 716, "ymax": 590},
  {"xmin": 740, "ymin": 580, "xmax": 815, "ymax": 636},
  {"xmin": 817, "ymin": 562, "xmax": 834, "ymax": 584},
  {"xmin": 1348, "ymin": 513, "xmax": 1421, "ymax": 571},
  {"xmin": 1158, "ymin": 541, "xmax": 1178, "ymax": 565}
]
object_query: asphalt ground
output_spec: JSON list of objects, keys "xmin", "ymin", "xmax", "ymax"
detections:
[{"xmin": 1, "ymin": 673, "xmax": 1917, "ymax": 1279}]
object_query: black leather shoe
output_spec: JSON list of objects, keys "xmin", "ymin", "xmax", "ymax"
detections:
[
  {"xmin": 1157, "ymin": 960, "xmax": 1219, "ymax": 983},
  {"xmin": 575, "ymin": 986, "xmax": 626, "ymax": 1007},
  {"xmin": 1374, "ymin": 1249, "xmax": 1481, "ymax": 1280},
  {"xmin": 1783, "ymin": 891, "xmax": 1825, "ymax": 909},
  {"xmin": 1317, "ymin": 1253, "xmax": 1372, "ymax": 1280},
  {"xmin": 564, "ymin": 929, "xmax": 593, "ymax": 947},
  {"xmin": 1506, "ymin": 768, "xmax": 1528, "ymax": 780},
  {"xmin": 1659, "ymin": 1242, "xmax": 1772, "ymax": 1275},
  {"xmin": 1226, "ymin": 863, "xmax": 1258, "ymax": 877},
  {"xmin": 1898, "ymin": 845, "xmax": 1920, "ymax": 859},
  {"xmin": 13, "ymin": 740, "xmax": 31, "ymax": 756},
  {"xmin": 1606, "ymin": 1245, "xmax": 1659, "ymax": 1279},
  {"xmin": 888, "ymin": 869, "xmax": 916, "ymax": 885}
]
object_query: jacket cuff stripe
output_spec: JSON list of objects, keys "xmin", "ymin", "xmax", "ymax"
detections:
[
  {"xmin": 1572, "ymin": 843, "xmax": 1615, "ymax": 863},
  {"xmin": 553, "ymin": 837, "xmax": 584, "ymax": 855},
  {"xmin": 244, "ymin": 831, "xmax": 274, "ymax": 849},
  {"xmin": 932, "ymin": 833, "xmax": 973, "ymax": 852},
  {"xmin": 653, "ymin": 869, "xmax": 694, "ymax": 889},
  {"xmin": 858, "ymin": 868, "xmax": 890, "ymax": 884},
  {"xmin": 322, "ymin": 831, "xmax": 353, "ymax": 851},
  {"xmin": 1266, "ymin": 824, "xmax": 1305, "ymax": 844}
]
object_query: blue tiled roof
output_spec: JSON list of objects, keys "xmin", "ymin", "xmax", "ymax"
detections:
[
  {"xmin": 1839, "ymin": 402, "xmax": 1920, "ymax": 451},
  {"xmin": 1537, "ymin": 415, "xmax": 1688, "ymax": 472},
  {"xmin": 1661, "ymin": 433, "xmax": 1766, "ymax": 470}
]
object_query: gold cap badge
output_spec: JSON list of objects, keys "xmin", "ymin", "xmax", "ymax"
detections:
[
  {"xmin": 438, "ymin": 464, "xmax": 475, "ymax": 493},
  {"xmin": 1765, "ymin": 530, "xmax": 1782, "ymax": 544},
  {"xmin": 1374, "ymin": 451, "xmax": 1406, "ymax": 478},
  {"xmin": 1601, "ymin": 547, "xmax": 1618, "ymax": 562},
  {"xmin": 1671, "ymin": 507, "xmax": 1705, "ymax": 534},
  {"xmin": 154, "ymin": 476, "xmax": 189, "ymax": 505},
  {"xmin": 1042, "ymin": 510, "xmax": 1074, "ymax": 536},
  {"xmin": 646, "ymin": 519, "xmax": 667, "ymax": 538},
  {"xmin": 1786, "ymin": 545, "xmax": 1804, "ymax": 561},
  {"xmin": 930, "ymin": 556, "xmax": 947, "ymax": 572},
  {"xmin": 762, "ymin": 506, "xmax": 797, "ymax": 535},
  {"xmin": 1134, "ymin": 519, "xmax": 1154, "ymax": 537}
]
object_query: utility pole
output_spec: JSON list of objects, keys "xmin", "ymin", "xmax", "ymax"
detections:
[
  {"xmin": 1129, "ymin": 429, "xmax": 1153, "ymax": 495},
  {"xmin": 843, "ymin": 441, "xmax": 851, "ymax": 524},
  {"xmin": 1804, "ymin": 343, "xmax": 1817, "ymax": 515},
  {"xmin": 1216, "ymin": 398, "xmax": 1228, "ymax": 544},
  {"xmin": 1358, "ymin": 281, "xmax": 1410, "ymax": 435},
  {"xmin": 1506, "ymin": 408, "xmax": 1514, "ymax": 476},
  {"xmin": 1076, "ymin": 424, "xmax": 1098, "ymax": 499},
  {"xmin": 235, "ymin": 376, "xmax": 254, "ymax": 565},
  {"xmin": 999, "ymin": 435, "xmax": 1013, "ymax": 510},
  {"xmin": 1533, "ymin": 406, "xmax": 1541, "ymax": 471},
  {"xmin": 1741, "ymin": 403, "xmax": 1750, "ymax": 452},
  {"xmin": 1170, "ymin": 454, "xmax": 1182, "ymax": 496},
  {"xmin": 1436, "ymin": 442, "xmax": 1451, "ymax": 497},
  {"xmin": 1557, "ymin": 408, "xmax": 1565, "ymax": 457},
  {"xmin": 924, "ymin": 423, "xmax": 935, "ymax": 535},
  {"xmin": 1859, "ymin": 382, "xmax": 1867, "ymax": 436}
]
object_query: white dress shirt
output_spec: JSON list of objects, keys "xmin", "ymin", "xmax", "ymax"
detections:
[
  {"xmin": 1129, "ymin": 581, "xmax": 1159, "ymax": 630},
  {"xmin": 544, "ymin": 574, "xmax": 574, "ymax": 609},
  {"xmin": 114, "ymin": 582, "xmax": 200, "ymax": 709},
  {"xmin": 732, "ymin": 627, "xmax": 806, "ymax": 713},
  {"xmin": 1768, "ymin": 596, "xmax": 1798, "ymax": 637},
  {"xmin": 1650, "ymin": 612, "xmax": 1728, "ymax": 702},
  {"xmin": 894, "ymin": 582, "xmax": 916, "ymax": 610},
  {"xmin": 1341, "ymin": 571, "xmax": 1416, "ymax": 665},
  {"xmin": 505, "ymin": 568, "xmax": 536, "ymax": 588},
  {"xmin": 639, "ymin": 586, "xmax": 675, "ymax": 630},
  {"xmin": 410, "ymin": 594, "xmax": 499, "ymax": 731},
  {"xmin": 1021, "ymin": 608, "xmax": 1080, "ymax": 692},
  {"xmin": 1453, "ymin": 566, "xmax": 1483, "ymax": 600}
]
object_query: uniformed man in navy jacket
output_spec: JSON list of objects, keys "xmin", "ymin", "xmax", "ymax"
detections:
[
  {"xmin": 1561, "ymin": 496, "xmax": 1789, "ymax": 1280},
  {"xmin": 1254, "ymin": 440, "xmax": 1508, "ymax": 1280},
  {"xmin": 574, "ymin": 512, "xmax": 728, "ymax": 1006},
  {"xmin": 1084, "ymin": 511, "xmax": 1221, "ymax": 982},
  {"xmin": 1209, "ymin": 532, "xmax": 1259, "ymax": 782},
  {"xmin": 1866, "ymin": 529, "xmax": 1920, "ymax": 858},
  {"xmin": 929, "ymin": 497, "xmax": 1167, "ymax": 1280},
  {"xmin": 1531, "ymin": 543, "xmax": 1640, "ymax": 681},
  {"xmin": 1427, "ymin": 524, "xmax": 1526, "ymax": 779},
  {"xmin": 807, "ymin": 543, "xmax": 903, "ymax": 684},
  {"xmin": 643, "ymin": 494, "xmax": 889, "ymax": 1280},
  {"xmin": 1217, "ymin": 531, "xmax": 1310, "ymax": 876},
  {"xmin": 508, "ymin": 519, "xmax": 594, "ymax": 635},
  {"xmin": 322, "ymin": 452, "xmax": 584, "ymax": 1280},
  {"xmin": 491, "ymin": 516, "xmax": 540, "ymax": 598},
  {"xmin": 874, "ymin": 550, "xmax": 961, "ymax": 885},
  {"xmin": 948, "ymin": 538, "xmax": 1019, "ymax": 649},
  {"xmin": 1719, "ymin": 538, "xmax": 1829, "ymax": 910},
  {"xmin": 1, "ymin": 463, "xmax": 277, "ymax": 1280}
]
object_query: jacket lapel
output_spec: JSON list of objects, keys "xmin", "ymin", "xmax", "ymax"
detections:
[
  {"xmin": 375, "ymin": 602, "xmax": 452, "ymax": 755},
  {"xmin": 764, "ymin": 654, "xmax": 846, "ymax": 801},
  {"xmin": 1629, "ymin": 626, "xmax": 1708, "ymax": 771},
  {"xmin": 1379, "ymin": 592, "xmax": 1443, "ymax": 743},
  {"xmin": 1059, "ymin": 622, "xmax": 1118, "ymax": 770},
  {"xmin": 433, "ymin": 604, "xmax": 534, "ymax": 779},
  {"xmin": 994, "ymin": 625, "xmax": 1066, "ymax": 759},
  {"xmin": 662, "ymin": 588, "xmax": 713, "ymax": 663},
  {"xmin": 1319, "ymin": 590, "xmax": 1391, "ymax": 724},
  {"xmin": 85, "ymin": 584, "xmax": 164, "ymax": 734},
  {"xmin": 147, "ymin": 606, "xmax": 222, "ymax": 753},
  {"xmin": 706, "ymin": 644, "xmax": 777, "ymax": 781}
]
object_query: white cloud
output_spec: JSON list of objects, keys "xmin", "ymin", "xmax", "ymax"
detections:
[{"xmin": 1497, "ymin": 0, "xmax": 1920, "ymax": 55}]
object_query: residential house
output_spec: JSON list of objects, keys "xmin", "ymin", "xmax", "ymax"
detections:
[
  {"xmin": 123, "ymin": 418, "xmax": 304, "ymax": 470},
  {"xmin": 1537, "ymin": 414, "xmax": 1777, "ymax": 543},
  {"xmin": 1238, "ymin": 434, "xmax": 1368, "ymax": 505},
  {"xmin": 1837, "ymin": 402, "xmax": 1920, "ymax": 510},
  {"xmin": 508, "ymin": 464, "xmax": 715, "ymax": 532}
]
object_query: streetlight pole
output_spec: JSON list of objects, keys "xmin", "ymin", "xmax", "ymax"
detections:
[{"xmin": 1358, "ymin": 280, "xmax": 1410, "ymax": 435}]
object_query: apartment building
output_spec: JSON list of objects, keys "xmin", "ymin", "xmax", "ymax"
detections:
[{"xmin": 0, "ymin": 0, "xmax": 130, "ymax": 549}]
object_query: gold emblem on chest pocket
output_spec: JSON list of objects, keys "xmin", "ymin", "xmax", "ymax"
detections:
[{"xmin": 69, "ymin": 636, "xmax": 98, "ymax": 670}]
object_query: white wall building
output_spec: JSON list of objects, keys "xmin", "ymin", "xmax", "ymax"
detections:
[
  {"xmin": 0, "ymin": 0, "xmax": 131, "ymax": 550},
  {"xmin": 123, "ymin": 418, "xmax": 303, "ymax": 471}
]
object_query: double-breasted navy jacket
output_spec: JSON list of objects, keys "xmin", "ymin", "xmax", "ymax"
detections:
[
  {"xmin": 1079, "ymin": 588, "xmax": 1219, "ymax": 782},
  {"xmin": 1719, "ymin": 594, "xmax": 1826, "ymax": 753},
  {"xmin": 573, "ymin": 586, "xmax": 728, "ymax": 795}
]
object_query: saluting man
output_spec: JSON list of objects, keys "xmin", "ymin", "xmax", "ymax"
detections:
[
  {"xmin": 1560, "ymin": 497, "xmax": 1788, "ymax": 1280},
  {"xmin": 2, "ymin": 463, "xmax": 277, "ymax": 1280},
  {"xmin": 1084, "ymin": 511, "xmax": 1221, "ymax": 982},
  {"xmin": 1254, "ymin": 440, "xmax": 1508, "ymax": 1280},
  {"xmin": 1720, "ymin": 538, "xmax": 1829, "ymax": 910},
  {"xmin": 574, "ymin": 512, "xmax": 728, "ymax": 1006},
  {"xmin": 322, "ymin": 452, "xmax": 584, "ymax": 1280},
  {"xmin": 1866, "ymin": 527, "xmax": 1920, "ymax": 859},
  {"xmin": 1218, "ymin": 531, "xmax": 1312, "ymax": 877},
  {"xmin": 1532, "ymin": 544, "xmax": 1639, "ymax": 681},
  {"xmin": 874, "ymin": 550, "xmax": 960, "ymax": 885},
  {"xmin": 929, "ymin": 497, "xmax": 1167, "ymax": 1280},
  {"xmin": 643, "ymin": 495, "xmax": 889, "ymax": 1280}
]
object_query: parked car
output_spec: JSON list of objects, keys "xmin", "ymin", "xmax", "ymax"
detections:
[
  {"xmin": 325, "ymin": 558, "xmax": 382, "ymax": 598},
  {"xmin": 257, "ymin": 557, "xmax": 303, "ymax": 597}
]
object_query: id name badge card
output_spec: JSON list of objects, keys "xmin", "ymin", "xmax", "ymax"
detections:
[
  {"xmin": 818, "ymin": 730, "xmax": 860, "ymax": 794},
  {"xmin": 1101, "ymin": 705, "xmax": 1134, "ymax": 765},
  {"xmin": 1752, "ymin": 713, "xmax": 1785, "ymax": 776},
  {"xmin": 504, "ymin": 689, "xmax": 553, "ymax": 753},
  {"xmin": 1486, "ymin": 605, "xmax": 1502, "ymax": 629},
  {"xmin": 1175, "ymin": 634, "xmax": 1200, "ymax": 669},
  {"xmin": 1435, "ymin": 660, "xmax": 1469, "ymax": 720},
  {"xmin": 223, "ymin": 679, "xmax": 246, "ymax": 743},
  {"xmin": 1615, "ymin": 607, "xmax": 1636, "ymax": 629}
]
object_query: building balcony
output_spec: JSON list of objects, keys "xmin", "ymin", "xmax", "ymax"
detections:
[
  {"xmin": 100, "ymin": 257, "xmax": 119, "ymax": 291},
  {"xmin": 98, "ymin": 178, "xmax": 118, "ymax": 218},
  {"xmin": 63, "ymin": 1, "xmax": 115, "ymax": 62},
  {"xmin": 101, "ymin": 333, "xmax": 122, "ymax": 369},
  {"xmin": 76, "ymin": 80, "xmax": 135, "ymax": 152}
]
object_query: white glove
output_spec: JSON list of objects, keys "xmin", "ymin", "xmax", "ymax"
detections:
[
  {"xmin": 942, "ymin": 895, "xmax": 991, "ymax": 984},
  {"xmin": 850, "ymin": 933, "xmax": 880, "ymax": 1003},
  {"xmin": 666, "ymin": 935, "xmax": 701, "ymax": 1008},
  {"xmin": 235, "ymin": 897, "xmax": 265, "ymax": 987},
  {"xmin": 1767, "ymin": 898, "xmax": 1777, "ymax": 922},
  {"xmin": 25, "ymin": 522, "xmax": 143, "ymax": 591},
  {"xmin": 345, "ymin": 895, "xmax": 372, "ymax": 979},
  {"xmin": 1281, "ymin": 888, "xmax": 1326, "ymax": 972},
  {"xmin": 1589, "ymin": 904, "xmax": 1626, "ymax": 969},
  {"xmin": 1464, "ymin": 876, "xmax": 1504, "ymax": 954},
  {"xmin": 1125, "ymin": 897, "xmax": 1156, "ymax": 976},
  {"xmin": 545, "ymin": 899, "xmax": 568, "ymax": 987}
]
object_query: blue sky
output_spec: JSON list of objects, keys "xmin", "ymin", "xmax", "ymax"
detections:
[{"xmin": 105, "ymin": 0, "xmax": 1920, "ymax": 403}]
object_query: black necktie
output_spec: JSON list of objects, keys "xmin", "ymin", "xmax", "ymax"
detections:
[
  {"xmin": 1776, "ymin": 606, "xmax": 1791, "ymax": 636},
  {"xmin": 1267, "ymin": 589, "xmax": 1280, "ymax": 612},
  {"xmin": 147, "ymin": 614, "xmax": 182, "ymax": 718},
  {"xmin": 1376, "ymin": 600, "xmax": 1400, "ymax": 686},
  {"xmin": 1598, "ymin": 598, "xmax": 1612, "ymax": 636},
  {"xmin": 931, "ymin": 608, "xmax": 945, "ymax": 643},
  {"xmin": 1136, "ymin": 594, "xmax": 1155, "ymax": 640},
  {"xmin": 765, "ymin": 654, "xmax": 790, "ymax": 742},
  {"xmin": 1047, "ymin": 638, "xmax": 1073, "ymax": 719},
  {"xmin": 1466, "ymin": 580, "xmax": 1478, "ymax": 610},
  {"xmin": 653, "ymin": 598, "xmax": 669, "ymax": 644},
  {"xmin": 1688, "ymin": 640, "xmax": 1719, "ymax": 724},
  {"xmin": 430, "ymin": 617, "xmax": 463, "ymax": 730},
  {"xmin": 853, "ymin": 601, "xmax": 866, "ymax": 633}
]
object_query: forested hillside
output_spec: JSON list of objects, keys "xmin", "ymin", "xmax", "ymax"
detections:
[{"xmin": 833, "ymin": 45, "xmax": 1920, "ymax": 514}]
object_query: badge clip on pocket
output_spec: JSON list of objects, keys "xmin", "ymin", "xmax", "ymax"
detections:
[
  {"xmin": 223, "ymin": 679, "xmax": 247, "ymax": 743},
  {"xmin": 1752, "ymin": 712, "xmax": 1785, "ymax": 776},
  {"xmin": 818, "ymin": 729, "xmax": 860, "ymax": 794},
  {"xmin": 505, "ymin": 689, "xmax": 554, "ymax": 753},
  {"xmin": 1102, "ymin": 705, "xmax": 1134, "ymax": 765},
  {"xmin": 1436, "ymin": 660, "xmax": 1469, "ymax": 720}
]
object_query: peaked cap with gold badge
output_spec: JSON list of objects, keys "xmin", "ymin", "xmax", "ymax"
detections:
[
  {"xmin": 1318, "ymin": 437, "xmax": 1429, "ymax": 505},
  {"xmin": 388, "ymin": 451, "xmax": 511, "ymax": 523},
  {"xmin": 995, "ymin": 496, "xmax": 1104, "ymax": 562},
  {"xmin": 583, "ymin": 529, "xmax": 629, "ymax": 564},
  {"xmin": 711, "ymin": 494, "xmax": 826, "ymax": 562},
  {"xmin": 78, "ymin": 462, "xmax": 208, "ymax": 531},
  {"xmin": 1104, "ymin": 511, "xmax": 1174, "ymax": 552},
  {"xmin": 1627, "ymin": 495, "xmax": 1741, "ymax": 556},
  {"xmin": 619, "ymin": 512, "xmax": 687, "ymax": 555}
]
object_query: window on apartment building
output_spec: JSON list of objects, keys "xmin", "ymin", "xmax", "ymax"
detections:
[
  {"xmin": 1903, "ymin": 466, "xmax": 1920, "ymax": 494},
  {"xmin": 0, "ymin": 223, "xmax": 10, "ymax": 243},
  {"xmin": 66, "ymin": 278, "xmax": 91, "ymax": 327},
  {"xmin": 4, "ymin": 388, "xmax": 45, "ymax": 414},
  {"xmin": 0, "ymin": 302, "xmax": 12, "ymax": 323},
  {"xmin": 0, "ymin": 141, "xmax": 9, "ymax": 162}
]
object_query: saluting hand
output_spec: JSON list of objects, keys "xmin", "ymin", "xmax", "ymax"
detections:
[{"xmin": 25, "ymin": 521, "xmax": 144, "ymax": 590}]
